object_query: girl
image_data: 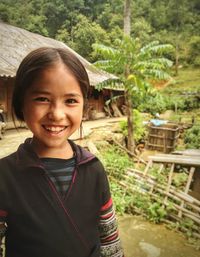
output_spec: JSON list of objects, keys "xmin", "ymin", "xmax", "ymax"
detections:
[{"xmin": 0, "ymin": 47, "xmax": 124, "ymax": 257}]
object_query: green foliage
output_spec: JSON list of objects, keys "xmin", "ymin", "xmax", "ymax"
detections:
[
  {"xmin": 184, "ymin": 125, "xmax": 200, "ymax": 149},
  {"xmin": 99, "ymin": 144, "xmax": 134, "ymax": 179},
  {"xmin": 93, "ymin": 37, "xmax": 174, "ymax": 120},
  {"xmin": 131, "ymin": 18, "xmax": 152, "ymax": 43},
  {"xmin": 110, "ymin": 182, "xmax": 132, "ymax": 214},
  {"xmin": 172, "ymin": 172, "xmax": 188, "ymax": 189},
  {"xmin": 128, "ymin": 191, "xmax": 169, "ymax": 223},
  {"xmin": 93, "ymin": 37, "xmax": 173, "ymax": 84},
  {"xmin": 98, "ymin": 143, "xmax": 134, "ymax": 214},
  {"xmin": 148, "ymin": 165, "xmax": 167, "ymax": 184},
  {"xmin": 55, "ymin": 26, "xmax": 71, "ymax": 45},
  {"xmin": 120, "ymin": 109, "xmax": 146, "ymax": 143},
  {"xmin": 179, "ymin": 218, "xmax": 196, "ymax": 238},
  {"xmin": 188, "ymin": 36, "xmax": 200, "ymax": 67},
  {"xmin": 24, "ymin": 15, "xmax": 48, "ymax": 36},
  {"xmin": 71, "ymin": 14, "xmax": 109, "ymax": 61},
  {"xmin": 160, "ymin": 68, "xmax": 200, "ymax": 112},
  {"xmin": 1, "ymin": 0, "xmax": 199, "ymax": 66},
  {"xmin": 138, "ymin": 93, "xmax": 168, "ymax": 114},
  {"xmin": 147, "ymin": 202, "xmax": 167, "ymax": 223}
]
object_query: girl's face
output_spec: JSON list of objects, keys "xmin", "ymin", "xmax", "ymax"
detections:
[{"xmin": 22, "ymin": 62, "xmax": 84, "ymax": 158}]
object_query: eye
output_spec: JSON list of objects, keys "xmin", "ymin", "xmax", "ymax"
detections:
[
  {"xmin": 33, "ymin": 97, "xmax": 49, "ymax": 102},
  {"xmin": 65, "ymin": 98, "xmax": 78, "ymax": 104}
]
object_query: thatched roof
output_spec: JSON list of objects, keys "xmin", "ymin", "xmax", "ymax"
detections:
[{"xmin": 0, "ymin": 22, "xmax": 116, "ymax": 86}]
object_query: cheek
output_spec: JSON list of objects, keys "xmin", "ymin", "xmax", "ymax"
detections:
[
  {"xmin": 22, "ymin": 104, "xmax": 42, "ymax": 123},
  {"xmin": 71, "ymin": 107, "xmax": 83, "ymax": 124}
]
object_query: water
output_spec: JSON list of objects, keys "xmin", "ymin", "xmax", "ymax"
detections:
[{"xmin": 118, "ymin": 215, "xmax": 200, "ymax": 257}]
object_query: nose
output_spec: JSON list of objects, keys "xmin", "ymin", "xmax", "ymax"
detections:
[{"xmin": 47, "ymin": 103, "xmax": 66, "ymax": 121}]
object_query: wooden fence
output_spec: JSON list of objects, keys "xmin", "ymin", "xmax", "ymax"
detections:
[{"xmin": 122, "ymin": 153, "xmax": 200, "ymax": 239}]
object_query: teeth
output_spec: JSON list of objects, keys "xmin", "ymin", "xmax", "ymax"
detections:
[{"xmin": 44, "ymin": 126, "xmax": 65, "ymax": 132}]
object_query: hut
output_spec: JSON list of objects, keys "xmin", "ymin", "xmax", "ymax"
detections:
[{"xmin": 0, "ymin": 22, "xmax": 124, "ymax": 128}]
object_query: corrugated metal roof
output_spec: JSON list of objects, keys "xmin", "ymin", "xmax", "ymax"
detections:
[{"xmin": 0, "ymin": 22, "xmax": 117, "ymax": 86}]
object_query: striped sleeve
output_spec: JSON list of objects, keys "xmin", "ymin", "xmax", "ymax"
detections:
[
  {"xmin": 99, "ymin": 198, "xmax": 124, "ymax": 257},
  {"xmin": 0, "ymin": 210, "xmax": 7, "ymax": 257}
]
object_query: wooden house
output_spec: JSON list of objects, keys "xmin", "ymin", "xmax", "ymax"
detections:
[{"xmin": 0, "ymin": 22, "xmax": 124, "ymax": 128}]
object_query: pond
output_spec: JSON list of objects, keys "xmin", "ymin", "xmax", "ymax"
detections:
[{"xmin": 118, "ymin": 215, "xmax": 200, "ymax": 257}]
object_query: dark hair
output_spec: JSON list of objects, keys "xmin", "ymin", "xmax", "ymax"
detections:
[{"xmin": 12, "ymin": 47, "xmax": 90, "ymax": 121}]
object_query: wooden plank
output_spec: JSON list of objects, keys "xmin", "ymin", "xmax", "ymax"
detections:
[
  {"xmin": 148, "ymin": 155, "xmax": 200, "ymax": 166},
  {"xmin": 147, "ymin": 143, "xmax": 175, "ymax": 149},
  {"xmin": 156, "ymin": 153, "xmax": 200, "ymax": 160},
  {"xmin": 148, "ymin": 125, "xmax": 179, "ymax": 131},
  {"xmin": 173, "ymin": 149, "xmax": 200, "ymax": 157}
]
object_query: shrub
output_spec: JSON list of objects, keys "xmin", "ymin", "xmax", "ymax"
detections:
[
  {"xmin": 184, "ymin": 125, "xmax": 200, "ymax": 149},
  {"xmin": 138, "ymin": 94, "xmax": 168, "ymax": 114},
  {"xmin": 98, "ymin": 144, "xmax": 134, "ymax": 179},
  {"xmin": 120, "ymin": 109, "xmax": 146, "ymax": 144},
  {"xmin": 98, "ymin": 144, "xmax": 134, "ymax": 214}
]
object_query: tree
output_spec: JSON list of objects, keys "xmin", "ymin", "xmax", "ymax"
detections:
[
  {"xmin": 70, "ymin": 14, "xmax": 109, "ymax": 61},
  {"xmin": 188, "ymin": 36, "xmax": 200, "ymax": 67},
  {"xmin": 93, "ymin": 37, "xmax": 173, "ymax": 151},
  {"xmin": 123, "ymin": 0, "xmax": 135, "ymax": 152},
  {"xmin": 124, "ymin": 0, "xmax": 131, "ymax": 35}
]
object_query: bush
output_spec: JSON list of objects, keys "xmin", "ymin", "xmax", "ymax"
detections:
[
  {"xmin": 120, "ymin": 109, "xmax": 146, "ymax": 144},
  {"xmin": 98, "ymin": 144, "xmax": 134, "ymax": 214},
  {"xmin": 184, "ymin": 125, "xmax": 200, "ymax": 149},
  {"xmin": 138, "ymin": 94, "xmax": 168, "ymax": 114},
  {"xmin": 188, "ymin": 36, "xmax": 200, "ymax": 67},
  {"xmin": 98, "ymin": 144, "xmax": 134, "ymax": 179}
]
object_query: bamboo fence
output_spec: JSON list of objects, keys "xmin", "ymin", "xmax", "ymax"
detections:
[{"xmin": 121, "ymin": 154, "xmax": 200, "ymax": 239}]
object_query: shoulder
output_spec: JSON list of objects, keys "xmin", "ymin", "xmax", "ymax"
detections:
[
  {"xmin": 71, "ymin": 140, "xmax": 106, "ymax": 173},
  {"xmin": 0, "ymin": 153, "xmax": 18, "ymax": 195},
  {"xmin": 69, "ymin": 140, "xmax": 96, "ymax": 164},
  {"xmin": 0, "ymin": 151, "xmax": 17, "ymax": 166}
]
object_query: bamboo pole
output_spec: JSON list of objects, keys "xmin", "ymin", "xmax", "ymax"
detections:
[
  {"xmin": 120, "ymin": 177, "xmax": 200, "ymax": 227},
  {"xmin": 178, "ymin": 166, "xmax": 195, "ymax": 218},
  {"xmin": 127, "ymin": 169, "xmax": 200, "ymax": 212},
  {"xmin": 115, "ymin": 166, "xmax": 200, "ymax": 239},
  {"xmin": 144, "ymin": 159, "xmax": 153, "ymax": 176},
  {"xmin": 127, "ymin": 168, "xmax": 200, "ymax": 206},
  {"xmin": 124, "ymin": 171, "xmax": 200, "ymax": 217},
  {"xmin": 111, "ymin": 138, "xmax": 147, "ymax": 164},
  {"xmin": 120, "ymin": 175, "xmax": 200, "ymax": 226}
]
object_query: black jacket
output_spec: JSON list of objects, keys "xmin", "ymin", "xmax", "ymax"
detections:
[{"xmin": 0, "ymin": 139, "xmax": 110, "ymax": 257}]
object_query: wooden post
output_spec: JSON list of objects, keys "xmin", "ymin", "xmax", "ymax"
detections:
[
  {"xmin": 163, "ymin": 163, "xmax": 175, "ymax": 205},
  {"xmin": 144, "ymin": 159, "xmax": 153, "ymax": 176},
  {"xmin": 178, "ymin": 166, "xmax": 195, "ymax": 218}
]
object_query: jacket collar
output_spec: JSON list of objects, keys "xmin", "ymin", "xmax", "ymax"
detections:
[{"xmin": 16, "ymin": 138, "xmax": 95, "ymax": 170}]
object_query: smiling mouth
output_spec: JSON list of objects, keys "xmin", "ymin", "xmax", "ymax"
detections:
[{"xmin": 43, "ymin": 125, "xmax": 67, "ymax": 133}]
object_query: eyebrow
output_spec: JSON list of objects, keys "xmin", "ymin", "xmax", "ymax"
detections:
[{"xmin": 30, "ymin": 90, "xmax": 82, "ymax": 97}]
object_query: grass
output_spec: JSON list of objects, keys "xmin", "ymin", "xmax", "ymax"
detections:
[
  {"xmin": 169, "ymin": 109, "xmax": 200, "ymax": 123},
  {"xmin": 159, "ymin": 68, "xmax": 200, "ymax": 124},
  {"xmin": 162, "ymin": 68, "xmax": 200, "ymax": 94}
]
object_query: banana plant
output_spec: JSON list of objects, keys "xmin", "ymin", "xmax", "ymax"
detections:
[{"xmin": 93, "ymin": 36, "xmax": 174, "ymax": 151}]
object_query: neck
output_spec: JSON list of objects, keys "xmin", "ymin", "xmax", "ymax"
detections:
[{"xmin": 30, "ymin": 139, "xmax": 74, "ymax": 159}]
